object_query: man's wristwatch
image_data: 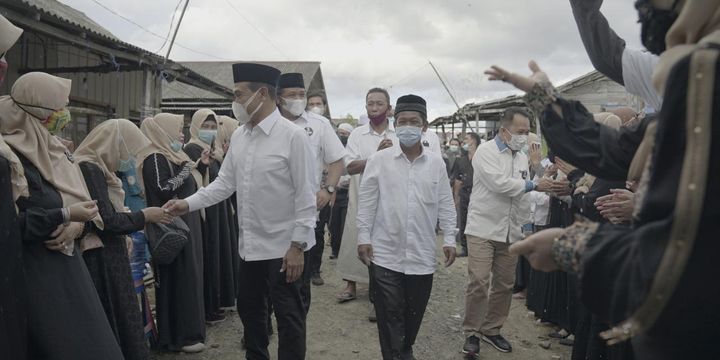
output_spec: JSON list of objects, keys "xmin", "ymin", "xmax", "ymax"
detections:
[
  {"xmin": 324, "ymin": 185, "xmax": 335, "ymax": 194},
  {"xmin": 290, "ymin": 241, "xmax": 307, "ymax": 251}
]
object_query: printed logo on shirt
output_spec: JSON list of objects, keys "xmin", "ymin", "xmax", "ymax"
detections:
[
  {"xmin": 304, "ymin": 127, "xmax": 314, "ymax": 136},
  {"xmin": 520, "ymin": 170, "xmax": 528, "ymax": 180},
  {"xmin": 422, "ymin": 140, "xmax": 430, "ymax": 147}
]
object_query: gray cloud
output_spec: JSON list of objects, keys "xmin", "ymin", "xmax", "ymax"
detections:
[{"xmin": 59, "ymin": 0, "xmax": 643, "ymax": 120}]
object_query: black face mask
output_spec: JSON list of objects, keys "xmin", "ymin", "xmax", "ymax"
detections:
[
  {"xmin": 635, "ymin": 0, "xmax": 680, "ymax": 55},
  {"xmin": 339, "ymin": 135, "xmax": 348, "ymax": 146}
]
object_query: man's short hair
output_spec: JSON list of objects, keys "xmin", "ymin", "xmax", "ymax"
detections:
[
  {"xmin": 307, "ymin": 92, "xmax": 327, "ymax": 105},
  {"xmin": 247, "ymin": 82, "xmax": 277, "ymax": 101},
  {"xmin": 466, "ymin": 132, "xmax": 481, "ymax": 147},
  {"xmin": 501, "ymin": 106, "xmax": 531, "ymax": 128},
  {"xmin": 366, "ymin": 87, "xmax": 390, "ymax": 104}
]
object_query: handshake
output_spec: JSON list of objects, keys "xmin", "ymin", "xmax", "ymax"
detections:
[{"xmin": 161, "ymin": 199, "xmax": 190, "ymax": 217}]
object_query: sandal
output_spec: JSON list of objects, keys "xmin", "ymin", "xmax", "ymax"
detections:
[{"xmin": 335, "ymin": 291, "xmax": 357, "ymax": 303}]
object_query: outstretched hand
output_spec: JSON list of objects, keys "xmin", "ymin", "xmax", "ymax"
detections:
[
  {"xmin": 484, "ymin": 60, "xmax": 552, "ymax": 93},
  {"xmin": 162, "ymin": 199, "xmax": 189, "ymax": 216},
  {"xmin": 509, "ymin": 228, "xmax": 565, "ymax": 272}
]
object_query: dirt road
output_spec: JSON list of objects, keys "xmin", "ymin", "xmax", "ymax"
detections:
[{"xmin": 152, "ymin": 239, "xmax": 571, "ymax": 360}]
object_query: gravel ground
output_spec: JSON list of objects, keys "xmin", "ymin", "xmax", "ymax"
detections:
[{"xmin": 151, "ymin": 237, "xmax": 572, "ymax": 360}]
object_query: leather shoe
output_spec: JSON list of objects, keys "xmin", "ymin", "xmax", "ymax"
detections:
[{"xmin": 482, "ymin": 334, "xmax": 512, "ymax": 352}]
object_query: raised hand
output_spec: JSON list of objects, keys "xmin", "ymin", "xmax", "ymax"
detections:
[{"xmin": 484, "ymin": 60, "xmax": 552, "ymax": 93}]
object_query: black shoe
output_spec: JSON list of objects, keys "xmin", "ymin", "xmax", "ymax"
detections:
[
  {"xmin": 482, "ymin": 334, "xmax": 512, "ymax": 353},
  {"xmin": 462, "ymin": 335, "xmax": 480, "ymax": 355},
  {"xmin": 205, "ymin": 312, "xmax": 226, "ymax": 325},
  {"xmin": 311, "ymin": 273, "xmax": 325, "ymax": 286},
  {"xmin": 329, "ymin": 254, "xmax": 338, "ymax": 259}
]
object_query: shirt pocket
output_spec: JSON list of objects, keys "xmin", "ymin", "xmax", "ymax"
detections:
[{"xmin": 416, "ymin": 179, "xmax": 439, "ymax": 205}]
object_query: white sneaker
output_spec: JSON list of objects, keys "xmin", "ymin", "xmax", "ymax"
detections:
[{"xmin": 181, "ymin": 342, "xmax": 206, "ymax": 353}]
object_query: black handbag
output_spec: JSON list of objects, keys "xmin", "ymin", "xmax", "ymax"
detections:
[
  {"xmin": 145, "ymin": 157, "xmax": 191, "ymax": 265},
  {"xmin": 145, "ymin": 216, "xmax": 190, "ymax": 265}
]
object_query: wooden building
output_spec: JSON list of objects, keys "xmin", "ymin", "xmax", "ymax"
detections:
[{"xmin": 1, "ymin": 0, "xmax": 231, "ymax": 143}]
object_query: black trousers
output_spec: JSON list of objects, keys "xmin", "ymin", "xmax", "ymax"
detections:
[
  {"xmin": 308, "ymin": 206, "xmax": 331, "ymax": 275},
  {"xmin": 456, "ymin": 192, "xmax": 470, "ymax": 250},
  {"xmin": 370, "ymin": 264, "xmax": 433, "ymax": 360},
  {"xmin": 329, "ymin": 188, "xmax": 349, "ymax": 257},
  {"xmin": 237, "ymin": 258, "xmax": 307, "ymax": 360}
]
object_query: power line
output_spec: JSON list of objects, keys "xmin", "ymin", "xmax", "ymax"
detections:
[
  {"xmin": 154, "ymin": 0, "xmax": 184, "ymax": 53},
  {"xmin": 222, "ymin": 0, "xmax": 289, "ymax": 60},
  {"xmin": 89, "ymin": 0, "xmax": 230, "ymax": 60},
  {"xmin": 386, "ymin": 63, "xmax": 429, "ymax": 89}
]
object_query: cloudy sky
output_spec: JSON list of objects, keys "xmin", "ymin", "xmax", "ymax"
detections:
[{"xmin": 59, "ymin": 0, "xmax": 643, "ymax": 120}]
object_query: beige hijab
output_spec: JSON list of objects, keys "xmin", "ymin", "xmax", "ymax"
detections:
[
  {"xmin": 652, "ymin": 0, "xmax": 720, "ymax": 94},
  {"xmin": 215, "ymin": 115, "xmax": 239, "ymax": 154},
  {"xmin": 0, "ymin": 72, "xmax": 97, "ymax": 207},
  {"xmin": 0, "ymin": 14, "xmax": 23, "ymax": 55},
  {"xmin": 139, "ymin": 113, "xmax": 203, "ymax": 194},
  {"xmin": 187, "ymin": 108, "xmax": 223, "ymax": 161},
  {"xmin": 139, "ymin": 113, "xmax": 193, "ymax": 166},
  {"xmin": 0, "ymin": 72, "xmax": 103, "ymax": 253},
  {"xmin": 74, "ymin": 119, "xmax": 150, "ymax": 211}
]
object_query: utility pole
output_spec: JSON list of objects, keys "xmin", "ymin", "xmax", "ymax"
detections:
[
  {"xmin": 428, "ymin": 60, "xmax": 469, "ymax": 130},
  {"xmin": 164, "ymin": 0, "xmax": 190, "ymax": 63}
]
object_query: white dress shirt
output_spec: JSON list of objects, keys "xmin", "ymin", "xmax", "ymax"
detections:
[
  {"xmin": 421, "ymin": 130, "xmax": 442, "ymax": 154},
  {"xmin": 185, "ymin": 109, "xmax": 317, "ymax": 261},
  {"xmin": 344, "ymin": 121, "xmax": 398, "ymax": 167},
  {"xmin": 465, "ymin": 137, "xmax": 532, "ymax": 243},
  {"xmin": 356, "ymin": 145, "xmax": 457, "ymax": 275},
  {"xmin": 622, "ymin": 47, "xmax": 662, "ymax": 111},
  {"xmin": 291, "ymin": 111, "xmax": 346, "ymax": 191}
]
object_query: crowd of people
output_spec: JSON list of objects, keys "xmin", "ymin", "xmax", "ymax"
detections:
[{"xmin": 1, "ymin": 0, "xmax": 719, "ymax": 359}]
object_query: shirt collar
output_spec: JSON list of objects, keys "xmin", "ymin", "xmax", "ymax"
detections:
[
  {"xmin": 393, "ymin": 143, "xmax": 426, "ymax": 161},
  {"xmin": 494, "ymin": 136, "xmax": 509, "ymax": 152},
  {"xmin": 364, "ymin": 120, "xmax": 395, "ymax": 136},
  {"xmin": 244, "ymin": 109, "xmax": 280, "ymax": 136}
]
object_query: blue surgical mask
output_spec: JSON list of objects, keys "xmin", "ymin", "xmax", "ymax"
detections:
[
  {"xmin": 198, "ymin": 129, "xmax": 217, "ymax": 145},
  {"xmin": 396, "ymin": 126, "xmax": 422, "ymax": 147},
  {"xmin": 462, "ymin": 144, "xmax": 470, "ymax": 151},
  {"xmin": 118, "ymin": 157, "xmax": 135, "ymax": 173},
  {"xmin": 170, "ymin": 140, "xmax": 183, "ymax": 152}
]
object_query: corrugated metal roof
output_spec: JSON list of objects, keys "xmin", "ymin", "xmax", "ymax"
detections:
[
  {"xmin": 162, "ymin": 61, "xmax": 322, "ymax": 99},
  {"xmin": 20, "ymin": 0, "xmax": 118, "ymax": 41}
]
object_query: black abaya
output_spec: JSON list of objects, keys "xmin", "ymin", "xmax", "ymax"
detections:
[
  {"xmin": 142, "ymin": 153, "xmax": 205, "ymax": 350},
  {"xmin": 15, "ymin": 153, "xmax": 123, "ymax": 360},
  {"xmin": 80, "ymin": 161, "xmax": 150, "ymax": 360},
  {"xmin": 0, "ymin": 157, "xmax": 27, "ymax": 360},
  {"xmin": 184, "ymin": 143, "xmax": 238, "ymax": 313}
]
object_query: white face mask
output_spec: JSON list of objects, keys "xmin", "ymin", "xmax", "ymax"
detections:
[
  {"xmin": 281, "ymin": 97, "xmax": 307, "ymax": 117},
  {"xmin": 308, "ymin": 105, "xmax": 325, "ymax": 116},
  {"xmin": 504, "ymin": 129, "xmax": 528, "ymax": 151},
  {"xmin": 232, "ymin": 89, "xmax": 262, "ymax": 124}
]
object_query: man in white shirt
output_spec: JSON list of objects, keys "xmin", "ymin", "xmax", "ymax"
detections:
[
  {"xmin": 336, "ymin": 88, "xmax": 397, "ymax": 322},
  {"xmin": 277, "ymin": 72, "xmax": 346, "ymax": 293},
  {"xmin": 421, "ymin": 124, "xmax": 443, "ymax": 154},
  {"xmin": 461, "ymin": 107, "xmax": 549, "ymax": 355},
  {"xmin": 357, "ymin": 94, "xmax": 457, "ymax": 360},
  {"xmin": 163, "ymin": 63, "xmax": 317, "ymax": 360}
]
